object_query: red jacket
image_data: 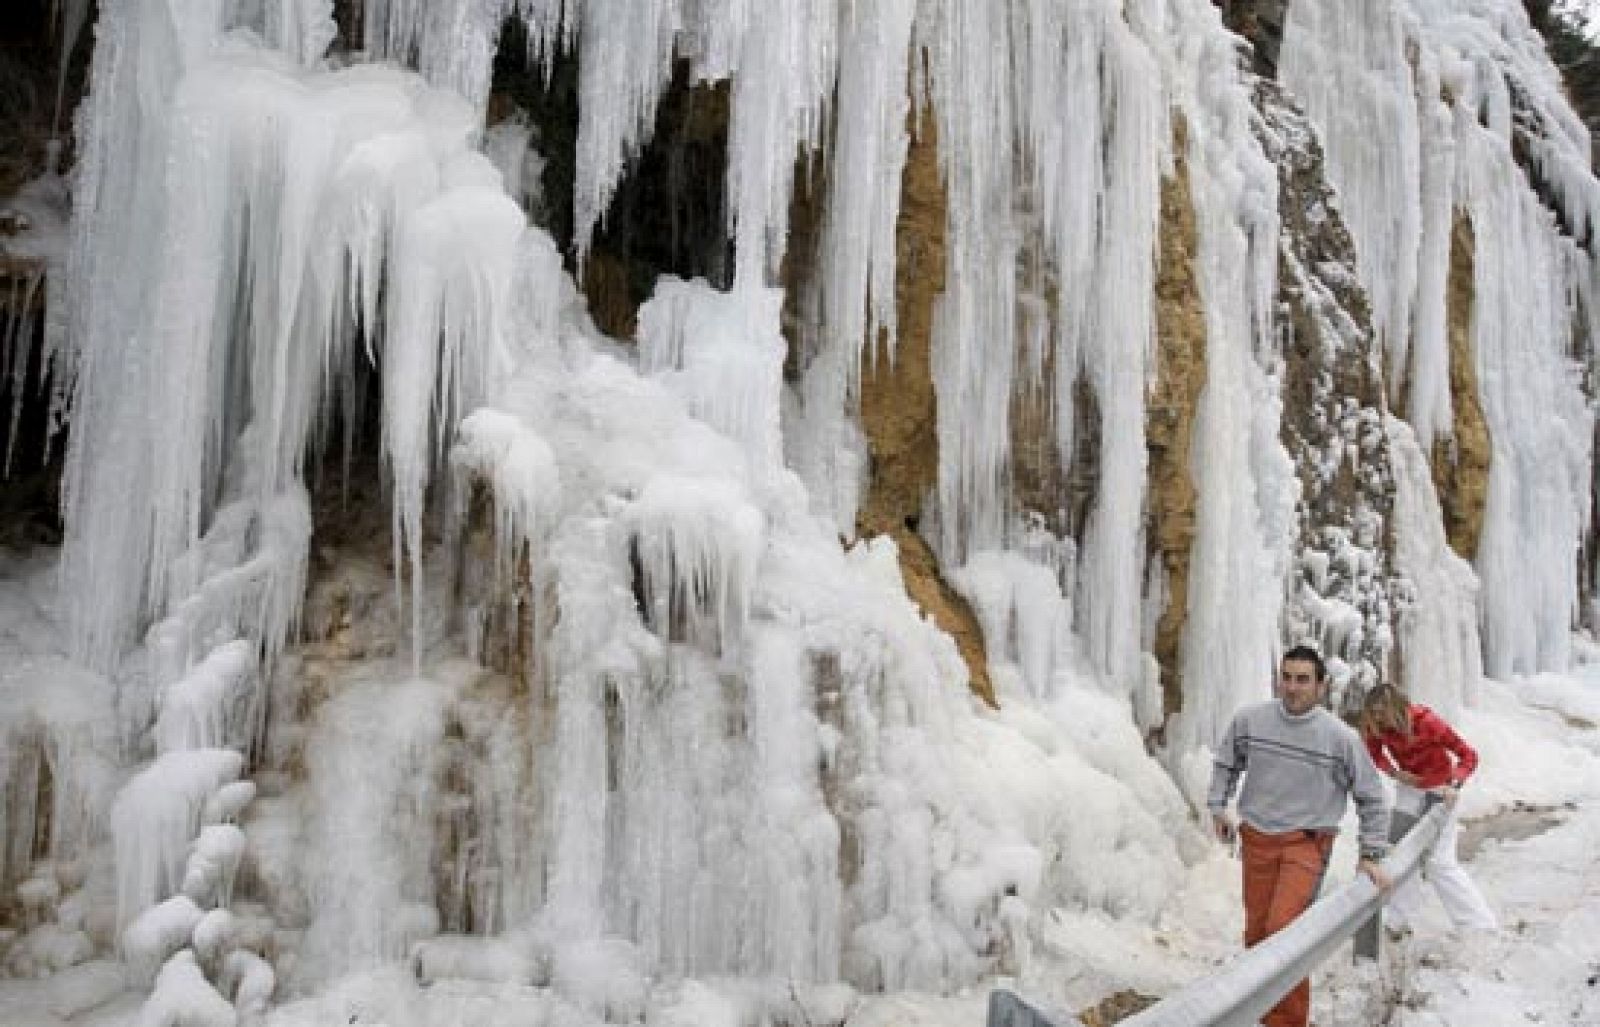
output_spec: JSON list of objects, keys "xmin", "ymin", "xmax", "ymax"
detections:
[{"xmin": 1364, "ymin": 704, "xmax": 1478, "ymax": 790}]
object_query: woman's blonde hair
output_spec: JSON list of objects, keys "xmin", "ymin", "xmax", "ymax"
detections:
[{"xmin": 1359, "ymin": 682, "xmax": 1411, "ymax": 738}]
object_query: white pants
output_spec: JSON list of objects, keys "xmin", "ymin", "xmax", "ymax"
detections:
[{"xmin": 1389, "ymin": 783, "xmax": 1498, "ymax": 930}]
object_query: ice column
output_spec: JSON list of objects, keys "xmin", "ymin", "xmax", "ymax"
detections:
[
  {"xmin": 1279, "ymin": 0, "xmax": 1421, "ymax": 381},
  {"xmin": 1387, "ymin": 417, "xmax": 1482, "ymax": 716},
  {"xmin": 1151, "ymin": 3, "xmax": 1292, "ymax": 766}
]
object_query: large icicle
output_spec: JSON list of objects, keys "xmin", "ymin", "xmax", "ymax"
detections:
[
  {"xmin": 1387, "ymin": 417, "xmax": 1483, "ymax": 716},
  {"xmin": 54, "ymin": 2, "xmax": 537, "ymax": 675},
  {"xmin": 1457, "ymin": 100, "xmax": 1591, "ymax": 676},
  {"xmin": 1279, "ymin": 0, "xmax": 1422, "ymax": 376},
  {"xmin": 722, "ymin": 2, "xmax": 838, "ymax": 287},
  {"xmin": 570, "ymin": 0, "xmax": 684, "ymax": 260},
  {"xmin": 383, "ymin": 167, "xmax": 527, "ymax": 643},
  {"xmin": 53, "ymin": 0, "xmax": 229, "ymax": 668}
]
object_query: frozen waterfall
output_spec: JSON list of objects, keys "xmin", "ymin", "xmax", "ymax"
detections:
[{"xmin": 0, "ymin": 0, "xmax": 1595, "ymax": 1022}]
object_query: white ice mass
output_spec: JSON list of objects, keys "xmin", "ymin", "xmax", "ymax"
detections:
[{"xmin": 2, "ymin": 0, "xmax": 1600, "ymax": 1024}]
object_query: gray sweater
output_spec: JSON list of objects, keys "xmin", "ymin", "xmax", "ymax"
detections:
[{"xmin": 1207, "ymin": 700, "xmax": 1390, "ymax": 857}]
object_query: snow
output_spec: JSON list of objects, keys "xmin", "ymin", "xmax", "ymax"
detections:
[
  {"xmin": 219, "ymin": 950, "xmax": 274, "ymax": 1023},
  {"xmin": 121, "ymin": 895, "xmax": 204, "ymax": 984},
  {"xmin": 139, "ymin": 949, "xmax": 235, "ymax": 1027}
]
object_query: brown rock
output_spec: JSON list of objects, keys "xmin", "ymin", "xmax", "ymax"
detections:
[
  {"xmin": 1147, "ymin": 116, "xmax": 1207, "ymax": 728},
  {"xmin": 1077, "ymin": 988, "xmax": 1160, "ymax": 1025},
  {"xmin": 1431, "ymin": 213, "xmax": 1491, "ymax": 562},
  {"xmin": 854, "ymin": 97, "xmax": 997, "ymax": 709}
]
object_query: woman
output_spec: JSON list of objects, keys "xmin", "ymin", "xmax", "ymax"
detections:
[{"xmin": 1359, "ymin": 683, "xmax": 1497, "ymax": 932}]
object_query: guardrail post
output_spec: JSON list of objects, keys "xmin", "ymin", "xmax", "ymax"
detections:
[
  {"xmin": 986, "ymin": 989, "xmax": 1064, "ymax": 1026},
  {"xmin": 1353, "ymin": 800, "xmax": 1429, "ymax": 960}
]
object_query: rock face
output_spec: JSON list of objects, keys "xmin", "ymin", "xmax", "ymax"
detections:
[
  {"xmin": 1254, "ymin": 79, "xmax": 1398, "ymax": 706},
  {"xmin": 1220, "ymin": 0, "xmax": 1290, "ymax": 77},
  {"xmin": 1147, "ymin": 118, "xmax": 1208, "ymax": 727},
  {"xmin": 1434, "ymin": 214, "xmax": 1492, "ymax": 564},
  {"xmin": 491, "ymin": 38, "xmax": 734, "ymax": 341}
]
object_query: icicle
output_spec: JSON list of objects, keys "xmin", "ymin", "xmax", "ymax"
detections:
[
  {"xmin": 297, "ymin": 676, "xmax": 453, "ymax": 985},
  {"xmin": 263, "ymin": 0, "xmax": 337, "ymax": 65},
  {"xmin": 362, "ymin": 0, "xmax": 529, "ymax": 113},
  {"xmin": 54, "ymin": 0, "xmax": 230, "ymax": 668},
  {"xmin": 2, "ymin": 263, "xmax": 46, "ymax": 477},
  {"xmin": 621, "ymin": 474, "xmax": 764, "ymax": 656},
  {"xmin": 724, "ymin": 2, "xmax": 838, "ymax": 288},
  {"xmin": 1070, "ymin": 15, "xmax": 1164, "ymax": 692},
  {"xmin": 636, "ymin": 277, "xmax": 787, "ymax": 482},
  {"xmin": 570, "ymin": 0, "xmax": 684, "ymax": 261},
  {"xmin": 822, "ymin": 0, "xmax": 912, "ymax": 371},
  {"xmin": 383, "ymin": 173, "xmax": 527, "ymax": 652},
  {"xmin": 50, "ymin": 0, "xmax": 94, "ymax": 137},
  {"xmin": 1280, "ymin": 0, "xmax": 1422, "ymax": 375},
  {"xmin": 785, "ymin": 0, "xmax": 912, "ymax": 534},
  {"xmin": 1387, "ymin": 416, "xmax": 1482, "ymax": 716},
  {"xmin": 154, "ymin": 641, "xmax": 258, "ymax": 756},
  {"xmin": 1407, "ymin": 47, "xmax": 1457, "ymax": 450},
  {"xmin": 539, "ymin": 516, "xmax": 629, "ymax": 940},
  {"xmin": 452, "ymin": 408, "xmax": 562, "ymax": 595},
  {"xmin": 111, "ymin": 749, "xmax": 244, "ymax": 933},
  {"xmin": 740, "ymin": 625, "xmax": 841, "ymax": 979},
  {"xmin": 1458, "ymin": 118, "xmax": 1590, "ymax": 676},
  {"xmin": 921, "ymin": 0, "xmax": 1019, "ymax": 562}
]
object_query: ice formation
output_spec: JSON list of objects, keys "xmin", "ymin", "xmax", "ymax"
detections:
[
  {"xmin": 0, "ymin": 0, "xmax": 1596, "ymax": 1021},
  {"xmin": 1282, "ymin": 0, "xmax": 1600, "ymax": 678}
]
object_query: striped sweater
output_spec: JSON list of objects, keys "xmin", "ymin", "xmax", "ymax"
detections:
[{"xmin": 1207, "ymin": 700, "xmax": 1390, "ymax": 857}]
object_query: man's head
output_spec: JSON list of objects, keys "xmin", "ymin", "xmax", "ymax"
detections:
[{"xmin": 1278, "ymin": 644, "xmax": 1326, "ymax": 715}]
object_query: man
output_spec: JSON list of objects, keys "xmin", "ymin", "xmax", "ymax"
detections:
[{"xmin": 1207, "ymin": 645, "xmax": 1392, "ymax": 1027}]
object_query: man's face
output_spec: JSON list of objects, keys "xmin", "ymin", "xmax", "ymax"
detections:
[{"xmin": 1279, "ymin": 657, "xmax": 1324, "ymax": 715}]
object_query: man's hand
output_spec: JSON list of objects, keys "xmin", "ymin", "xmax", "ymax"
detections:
[
  {"xmin": 1437, "ymin": 784, "xmax": 1460, "ymax": 809},
  {"xmin": 1359, "ymin": 858, "xmax": 1392, "ymax": 892},
  {"xmin": 1395, "ymin": 770, "xmax": 1423, "ymax": 788},
  {"xmin": 1210, "ymin": 811, "xmax": 1238, "ymax": 847}
]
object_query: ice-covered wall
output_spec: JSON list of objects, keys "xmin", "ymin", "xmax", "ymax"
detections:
[
  {"xmin": 4, "ymin": 0, "xmax": 1597, "ymax": 1019},
  {"xmin": 1281, "ymin": 0, "xmax": 1600, "ymax": 679}
]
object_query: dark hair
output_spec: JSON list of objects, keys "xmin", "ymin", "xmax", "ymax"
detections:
[{"xmin": 1280, "ymin": 644, "xmax": 1326, "ymax": 682}]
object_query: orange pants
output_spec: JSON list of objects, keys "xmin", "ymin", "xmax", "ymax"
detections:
[{"xmin": 1240, "ymin": 825, "xmax": 1334, "ymax": 1027}]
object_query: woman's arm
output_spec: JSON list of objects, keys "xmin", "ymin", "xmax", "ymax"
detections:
[{"xmin": 1419, "ymin": 707, "xmax": 1479, "ymax": 785}]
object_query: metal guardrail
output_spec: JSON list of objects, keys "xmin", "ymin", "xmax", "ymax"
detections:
[{"xmin": 989, "ymin": 802, "xmax": 1450, "ymax": 1027}]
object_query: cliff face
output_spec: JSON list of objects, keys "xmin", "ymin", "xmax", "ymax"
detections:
[
  {"xmin": 0, "ymin": 8, "xmax": 1581, "ymax": 725},
  {"xmin": 1254, "ymin": 77, "xmax": 1399, "ymax": 708},
  {"xmin": 0, "ymin": 0, "xmax": 1579, "ymax": 712}
]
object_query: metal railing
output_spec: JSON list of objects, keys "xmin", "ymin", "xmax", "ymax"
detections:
[{"xmin": 988, "ymin": 802, "xmax": 1449, "ymax": 1027}]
